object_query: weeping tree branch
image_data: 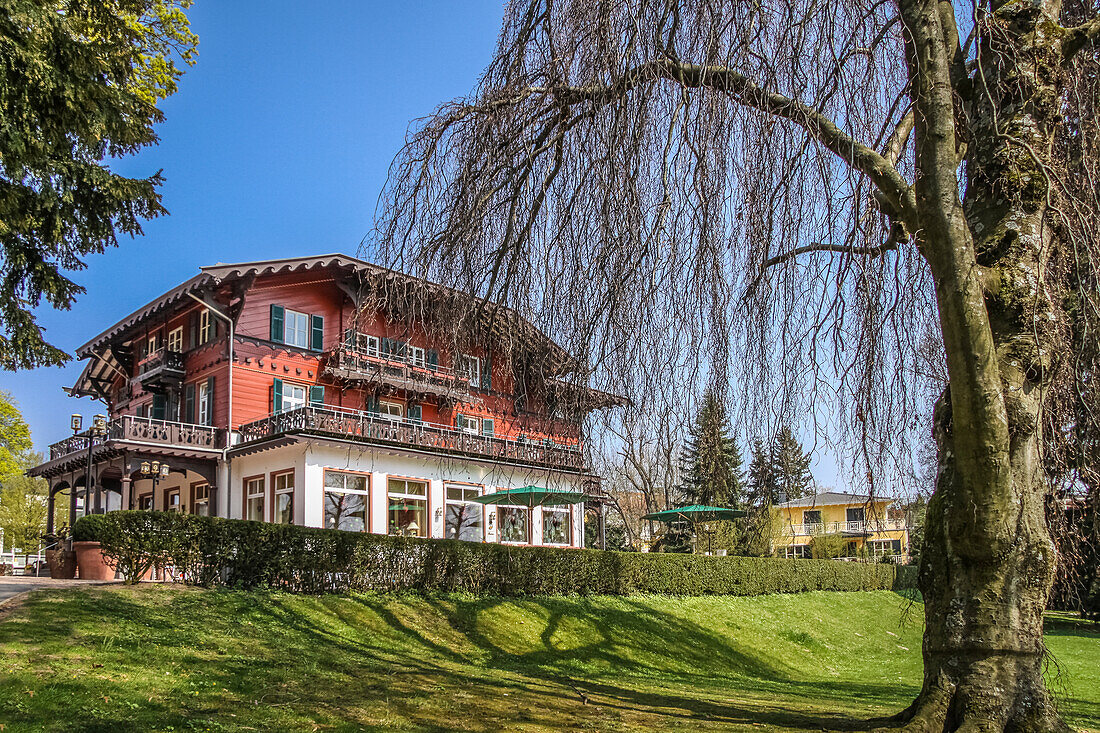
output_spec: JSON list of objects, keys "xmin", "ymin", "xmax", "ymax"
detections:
[{"xmin": 1062, "ymin": 14, "xmax": 1100, "ymax": 61}]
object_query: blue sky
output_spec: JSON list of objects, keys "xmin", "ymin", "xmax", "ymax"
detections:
[{"xmin": 2, "ymin": 1, "xmax": 846, "ymax": 488}]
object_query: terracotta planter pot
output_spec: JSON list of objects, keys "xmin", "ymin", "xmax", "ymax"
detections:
[
  {"xmin": 73, "ymin": 541, "xmax": 116, "ymax": 581},
  {"xmin": 44, "ymin": 549, "xmax": 77, "ymax": 579}
]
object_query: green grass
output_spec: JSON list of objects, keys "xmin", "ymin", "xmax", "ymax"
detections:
[{"xmin": 0, "ymin": 586, "xmax": 1096, "ymax": 732}]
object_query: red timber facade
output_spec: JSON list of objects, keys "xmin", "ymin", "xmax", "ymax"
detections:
[{"xmin": 30, "ymin": 255, "xmax": 623, "ymax": 547}]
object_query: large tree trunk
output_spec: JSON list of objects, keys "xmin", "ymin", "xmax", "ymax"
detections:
[{"xmin": 884, "ymin": 0, "xmax": 1073, "ymax": 729}]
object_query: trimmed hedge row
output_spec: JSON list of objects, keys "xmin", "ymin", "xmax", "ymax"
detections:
[{"xmin": 74, "ymin": 511, "xmax": 918, "ymax": 596}]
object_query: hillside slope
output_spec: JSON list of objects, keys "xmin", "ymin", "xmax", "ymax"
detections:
[{"xmin": 0, "ymin": 586, "xmax": 1095, "ymax": 732}]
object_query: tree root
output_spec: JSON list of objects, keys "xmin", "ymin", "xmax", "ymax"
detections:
[{"xmin": 867, "ymin": 673, "xmax": 1074, "ymax": 733}]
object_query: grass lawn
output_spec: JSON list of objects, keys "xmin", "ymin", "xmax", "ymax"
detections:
[{"xmin": 0, "ymin": 586, "xmax": 1096, "ymax": 732}]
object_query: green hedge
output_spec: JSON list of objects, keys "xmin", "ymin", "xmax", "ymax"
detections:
[{"xmin": 74, "ymin": 511, "xmax": 918, "ymax": 596}]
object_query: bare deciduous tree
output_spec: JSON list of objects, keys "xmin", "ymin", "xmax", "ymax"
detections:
[{"xmin": 371, "ymin": 0, "xmax": 1100, "ymax": 729}]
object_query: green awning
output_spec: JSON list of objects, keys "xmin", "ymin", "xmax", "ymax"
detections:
[
  {"xmin": 641, "ymin": 505, "xmax": 746, "ymax": 523},
  {"xmin": 470, "ymin": 485, "xmax": 587, "ymax": 507}
]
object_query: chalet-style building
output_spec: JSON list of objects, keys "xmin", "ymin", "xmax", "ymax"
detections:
[{"xmin": 29, "ymin": 255, "xmax": 622, "ymax": 548}]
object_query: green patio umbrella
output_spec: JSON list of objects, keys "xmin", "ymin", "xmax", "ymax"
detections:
[
  {"xmin": 641, "ymin": 505, "xmax": 746, "ymax": 522},
  {"xmin": 470, "ymin": 485, "xmax": 587, "ymax": 507}
]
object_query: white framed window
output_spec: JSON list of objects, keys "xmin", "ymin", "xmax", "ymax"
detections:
[
  {"xmin": 281, "ymin": 383, "xmax": 307, "ymax": 412},
  {"xmin": 167, "ymin": 490, "xmax": 181, "ymax": 513},
  {"xmin": 138, "ymin": 494, "xmax": 153, "ymax": 511},
  {"xmin": 378, "ymin": 400, "xmax": 403, "ymax": 420},
  {"xmin": 147, "ymin": 332, "xmax": 160, "ymax": 355},
  {"xmin": 191, "ymin": 484, "xmax": 210, "ymax": 516},
  {"xmin": 409, "ymin": 346, "xmax": 426, "ymax": 368},
  {"xmin": 274, "ymin": 471, "xmax": 294, "ymax": 525},
  {"xmin": 323, "ymin": 470, "xmax": 369, "ymax": 532},
  {"xmin": 457, "ymin": 414, "xmax": 480, "ymax": 435},
  {"xmin": 198, "ymin": 381, "xmax": 211, "ymax": 425},
  {"xmin": 388, "ymin": 478, "xmax": 428, "ymax": 537},
  {"xmin": 199, "ymin": 309, "xmax": 213, "ymax": 343},
  {"xmin": 246, "ymin": 477, "xmax": 265, "ymax": 522},
  {"xmin": 783, "ymin": 544, "xmax": 810, "ymax": 559},
  {"xmin": 358, "ymin": 333, "xmax": 380, "ymax": 356},
  {"xmin": 167, "ymin": 327, "xmax": 183, "ymax": 353},
  {"xmin": 445, "ymin": 484, "xmax": 483, "ymax": 542},
  {"xmin": 284, "ymin": 309, "xmax": 310, "ymax": 349},
  {"xmin": 458, "ymin": 354, "xmax": 480, "ymax": 384},
  {"xmin": 542, "ymin": 506, "xmax": 572, "ymax": 546},
  {"xmin": 498, "ymin": 506, "xmax": 529, "ymax": 544}
]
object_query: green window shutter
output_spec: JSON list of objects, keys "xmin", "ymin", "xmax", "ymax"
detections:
[
  {"xmin": 310, "ymin": 315, "xmax": 324, "ymax": 351},
  {"xmin": 272, "ymin": 378, "xmax": 283, "ymax": 413},
  {"xmin": 343, "ymin": 328, "xmax": 354, "ymax": 347},
  {"xmin": 188, "ymin": 312, "xmax": 198, "ymax": 350},
  {"xmin": 380, "ymin": 337, "xmax": 391, "ymax": 356},
  {"xmin": 270, "ymin": 305, "xmax": 285, "ymax": 343},
  {"xmin": 427, "ymin": 350, "xmax": 439, "ymax": 371},
  {"xmin": 480, "ymin": 353, "xmax": 492, "ymax": 391},
  {"xmin": 408, "ymin": 404, "xmax": 422, "ymax": 423},
  {"xmin": 184, "ymin": 383, "xmax": 195, "ymax": 423},
  {"xmin": 151, "ymin": 394, "xmax": 167, "ymax": 420},
  {"xmin": 366, "ymin": 394, "xmax": 378, "ymax": 414},
  {"xmin": 205, "ymin": 376, "xmax": 215, "ymax": 425},
  {"xmin": 309, "ymin": 385, "xmax": 325, "ymax": 406},
  {"xmin": 481, "ymin": 418, "xmax": 494, "ymax": 437}
]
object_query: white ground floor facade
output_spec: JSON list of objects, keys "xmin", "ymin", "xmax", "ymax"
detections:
[{"xmin": 124, "ymin": 437, "xmax": 587, "ymax": 549}]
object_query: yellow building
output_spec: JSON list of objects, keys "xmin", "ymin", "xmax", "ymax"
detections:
[{"xmin": 774, "ymin": 491, "xmax": 909, "ymax": 562}]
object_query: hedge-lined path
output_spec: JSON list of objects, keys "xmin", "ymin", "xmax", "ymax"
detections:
[{"xmin": 0, "ymin": 576, "xmax": 120, "ymax": 609}]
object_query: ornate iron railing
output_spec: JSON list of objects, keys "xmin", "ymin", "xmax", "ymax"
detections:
[
  {"xmin": 48, "ymin": 416, "xmax": 222, "ymax": 460},
  {"xmin": 237, "ymin": 404, "xmax": 587, "ymax": 473},
  {"xmin": 786, "ymin": 519, "xmax": 907, "ymax": 536}
]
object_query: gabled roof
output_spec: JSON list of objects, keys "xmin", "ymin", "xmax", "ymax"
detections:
[
  {"xmin": 71, "ymin": 253, "xmax": 585, "ymax": 392},
  {"xmin": 777, "ymin": 491, "xmax": 897, "ymax": 508}
]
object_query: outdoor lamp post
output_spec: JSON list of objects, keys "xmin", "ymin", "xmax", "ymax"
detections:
[
  {"xmin": 139, "ymin": 461, "xmax": 172, "ymax": 509},
  {"xmin": 86, "ymin": 414, "xmax": 108, "ymax": 515}
]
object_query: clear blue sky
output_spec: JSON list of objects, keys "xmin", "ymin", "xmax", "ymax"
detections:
[{"xmin": 1, "ymin": 1, "xmax": 846, "ymax": 488}]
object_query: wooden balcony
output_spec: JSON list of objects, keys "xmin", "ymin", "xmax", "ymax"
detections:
[
  {"xmin": 322, "ymin": 345, "xmax": 479, "ymax": 404},
  {"xmin": 136, "ymin": 349, "xmax": 185, "ymax": 392},
  {"xmin": 237, "ymin": 405, "xmax": 587, "ymax": 474},
  {"xmin": 48, "ymin": 416, "xmax": 223, "ymax": 461}
]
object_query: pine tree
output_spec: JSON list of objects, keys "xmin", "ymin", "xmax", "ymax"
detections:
[
  {"xmin": 745, "ymin": 438, "xmax": 778, "ymax": 508},
  {"xmin": 678, "ymin": 390, "xmax": 743, "ymax": 507},
  {"xmin": 770, "ymin": 425, "xmax": 814, "ymax": 502}
]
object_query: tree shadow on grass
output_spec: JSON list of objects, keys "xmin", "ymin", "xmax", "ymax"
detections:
[{"xmin": 0, "ymin": 587, "xmax": 924, "ymax": 732}]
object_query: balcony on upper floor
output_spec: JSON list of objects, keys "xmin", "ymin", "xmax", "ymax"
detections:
[
  {"xmin": 236, "ymin": 404, "xmax": 587, "ymax": 474},
  {"xmin": 44, "ymin": 415, "xmax": 224, "ymax": 464},
  {"xmin": 136, "ymin": 348, "xmax": 185, "ymax": 392},
  {"xmin": 322, "ymin": 344, "xmax": 479, "ymax": 404},
  {"xmin": 785, "ymin": 519, "xmax": 907, "ymax": 537}
]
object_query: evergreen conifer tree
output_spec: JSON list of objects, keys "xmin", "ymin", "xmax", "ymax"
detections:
[
  {"xmin": 745, "ymin": 438, "xmax": 778, "ymax": 508},
  {"xmin": 769, "ymin": 425, "xmax": 814, "ymax": 502},
  {"xmin": 678, "ymin": 389, "xmax": 743, "ymax": 507}
]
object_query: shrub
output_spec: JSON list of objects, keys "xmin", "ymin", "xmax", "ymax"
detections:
[{"xmin": 73, "ymin": 511, "xmax": 918, "ymax": 596}]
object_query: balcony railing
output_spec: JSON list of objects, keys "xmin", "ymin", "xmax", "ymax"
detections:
[
  {"xmin": 48, "ymin": 415, "xmax": 223, "ymax": 461},
  {"xmin": 136, "ymin": 348, "xmax": 185, "ymax": 390},
  {"xmin": 786, "ymin": 519, "xmax": 907, "ymax": 536},
  {"xmin": 237, "ymin": 404, "xmax": 587, "ymax": 473},
  {"xmin": 322, "ymin": 346, "xmax": 478, "ymax": 403}
]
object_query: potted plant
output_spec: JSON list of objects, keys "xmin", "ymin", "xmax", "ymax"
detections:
[
  {"xmin": 43, "ymin": 529, "xmax": 77, "ymax": 579},
  {"xmin": 71, "ymin": 515, "xmax": 117, "ymax": 580}
]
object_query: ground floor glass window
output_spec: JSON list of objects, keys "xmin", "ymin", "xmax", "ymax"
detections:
[
  {"xmin": 783, "ymin": 544, "xmax": 810, "ymax": 559},
  {"xmin": 388, "ymin": 478, "xmax": 428, "ymax": 537},
  {"xmin": 246, "ymin": 477, "xmax": 265, "ymax": 522},
  {"xmin": 542, "ymin": 506, "xmax": 572, "ymax": 545},
  {"xmin": 498, "ymin": 506, "xmax": 529, "ymax": 543},
  {"xmin": 324, "ymin": 470, "xmax": 369, "ymax": 531},
  {"xmin": 274, "ymin": 472, "xmax": 294, "ymax": 524},
  {"xmin": 445, "ymin": 484, "xmax": 483, "ymax": 541}
]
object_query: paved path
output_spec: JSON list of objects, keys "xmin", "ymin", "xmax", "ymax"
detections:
[{"xmin": 0, "ymin": 576, "xmax": 120, "ymax": 608}]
